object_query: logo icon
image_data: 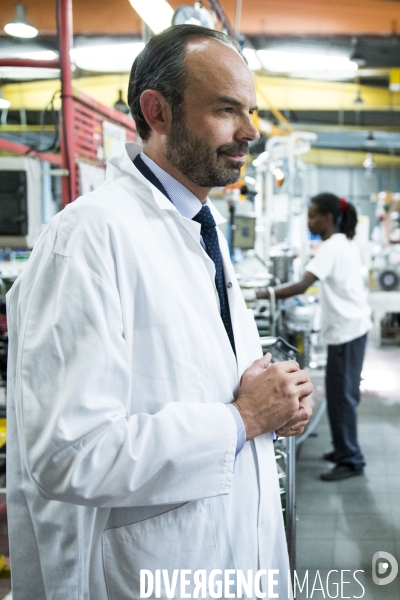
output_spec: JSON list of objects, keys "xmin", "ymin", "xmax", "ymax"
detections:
[{"xmin": 372, "ymin": 552, "xmax": 398, "ymax": 586}]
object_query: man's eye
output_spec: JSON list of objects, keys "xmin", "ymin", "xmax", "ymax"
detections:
[{"xmin": 221, "ymin": 107, "xmax": 234, "ymax": 113}]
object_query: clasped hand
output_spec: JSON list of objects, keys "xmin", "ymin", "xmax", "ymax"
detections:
[{"xmin": 233, "ymin": 353, "xmax": 313, "ymax": 440}]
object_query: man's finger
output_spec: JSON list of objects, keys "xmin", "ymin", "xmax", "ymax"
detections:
[
  {"xmin": 272, "ymin": 360, "xmax": 300, "ymax": 374},
  {"xmin": 276, "ymin": 420, "xmax": 308, "ymax": 436},
  {"xmin": 249, "ymin": 352, "xmax": 272, "ymax": 372},
  {"xmin": 298, "ymin": 396, "xmax": 313, "ymax": 415},
  {"xmin": 288, "ymin": 370, "xmax": 312, "ymax": 386},
  {"xmin": 293, "ymin": 381, "xmax": 314, "ymax": 399},
  {"xmin": 277, "ymin": 400, "xmax": 313, "ymax": 434},
  {"xmin": 261, "ymin": 352, "xmax": 272, "ymax": 369},
  {"xmin": 241, "ymin": 353, "xmax": 272, "ymax": 383}
]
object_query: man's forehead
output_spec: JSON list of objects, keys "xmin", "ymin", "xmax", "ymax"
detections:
[
  {"xmin": 184, "ymin": 38, "xmax": 256, "ymax": 101},
  {"xmin": 185, "ymin": 38, "xmax": 243, "ymax": 73}
]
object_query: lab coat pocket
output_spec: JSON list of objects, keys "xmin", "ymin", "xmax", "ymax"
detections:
[{"xmin": 102, "ymin": 499, "xmax": 217, "ymax": 600}]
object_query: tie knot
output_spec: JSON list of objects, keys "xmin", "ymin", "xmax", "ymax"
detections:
[{"xmin": 192, "ymin": 205, "xmax": 216, "ymax": 230}]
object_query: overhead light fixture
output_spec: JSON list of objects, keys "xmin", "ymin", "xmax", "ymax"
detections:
[
  {"xmin": 12, "ymin": 50, "xmax": 58, "ymax": 61},
  {"xmin": 242, "ymin": 48, "xmax": 263, "ymax": 71},
  {"xmin": 364, "ymin": 131, "xmax": 377, "ymax": 147},
  {"xmin": 70, "ymin": 42, "xmax": 145, "ymax": 73},
  {"xmin": 0, "ymin": 67, "xmax": 60, "ymax": 80},
  {"xmin": 350, "ymin": 37, "xmax": 366, "ymax": 68},
  {"xmin": 349, "ymin": 50, "xmax": 366, "ymax": 68},
  {"xmin": 256, "ymin": 50, "xmax": 358, "ymax": 73},
  {"xmin": 113, "ymin": 90, "xmax": 130, "ymax": 114},
  {"xmin": 4, "ymin": 3, "xmax": 38, "ymax": 39},
  {"xmin": 353, "ymin": 89, "xmax": 364, "ymax": 105},
  {"xmin": 128, "ymin": 0, "xmax": 174, "ymax": 35}
]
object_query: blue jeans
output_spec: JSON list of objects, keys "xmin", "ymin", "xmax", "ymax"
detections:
[{"xmin": 325, "ymin": 333, "xmax": 368, "ymax": 468}]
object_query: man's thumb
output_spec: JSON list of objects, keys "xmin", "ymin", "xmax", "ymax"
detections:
[{"xmin": 260, "ymin": 352, "xmax": 272, "ymax": 369}]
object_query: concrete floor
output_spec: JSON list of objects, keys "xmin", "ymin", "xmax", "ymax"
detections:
[
  {"xmin": 1, "ymin": 343, "xmax": 399, "ymax": 599},
  {"xmin": 295, "ymin": 342, "xmax": 400, "ymax": 599}
]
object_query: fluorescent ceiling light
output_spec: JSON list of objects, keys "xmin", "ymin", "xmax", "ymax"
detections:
[
  {"xmin": 4, "ymin": 21, "xmax": 38, "ymax": 38},
  {"xmin": 128, "ymin": 0, "xmax": 174, "ymax": 34},
  {"xmin": 242, "ymin": 48, "xmax": 262, "ymax": 72},
  {"xmin": 70, "ymin": 42, "xmax": 145, "ymax": 73},
  {"xmin": 4, "ymin": 3, "xmax": 38, "ymax": 39},
  {"xmin": 257, "ymin": 50, "xmax": 358, "ymax": 73},
  {"xmin": 291, "ymin": 71, "xmax": 357, "ymax": 81},
  {"xmin": 0, "ymin": 67, "xmax": 60, "ymax": 80},
  {"xmin": 11, "ymin": 50, "xmax": 59, "ymax": 61}
]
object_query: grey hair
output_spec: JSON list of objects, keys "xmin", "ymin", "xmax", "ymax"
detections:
[{"xmin": 128, "ymin": 24, "xmax": 242, "ymax": 141}]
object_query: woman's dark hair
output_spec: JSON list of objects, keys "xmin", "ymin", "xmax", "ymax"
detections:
[
  {"xmin": 128, "ymin": 25, "xmax": 242, "ymax": 141},
  {"xmin": 311, "ymin": 192, "xmax": 358, "ymax": 239}
]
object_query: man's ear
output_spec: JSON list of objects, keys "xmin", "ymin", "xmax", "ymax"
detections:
[{"xmin": 140, "ymin": 90, "xmax": 172, "ymax": 136}]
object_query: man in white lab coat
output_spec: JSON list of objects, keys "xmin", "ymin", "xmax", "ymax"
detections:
[{"xmin": 6, "ymin": 25, "xmax": 312, "ymax": 600}]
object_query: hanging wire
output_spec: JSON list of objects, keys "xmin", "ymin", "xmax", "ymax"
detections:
[{"xmin": 23, "ymin": 89, "xmax": 61, "ymax": 154}]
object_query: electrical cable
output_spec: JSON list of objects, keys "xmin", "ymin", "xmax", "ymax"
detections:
[{"xmin": 23, "ymin": 89, "xmax": 61, "ymax": 155}]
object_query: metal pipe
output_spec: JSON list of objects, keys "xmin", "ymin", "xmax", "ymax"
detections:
[
  {"xmin": 58, "ymin": 0, "xmax": 76, "ymax": 207},
  {"xmin": 142, "ymin": 21, "xmax": 151, "ymax": 45},
  {"xmin": 286, "ymin": 436, "xmax": 296, "ymax": 579},
  {"xmin": 0, "ymin": 58, "xmax": 60, "ymax": 69},
  {"xmin": 234, "ymin": 0, "xmax": 242, "ymax": 36},
  {"xmin": 267, "ymin": 286, "xmax": 276, "ymax": 336},
  {"xmin": 0, "ymin": 137, "xmax": 62, "ymax": 165},
  {"xmin": 208, "ymin": 0, "xmax": 236, "ymax": 38}
]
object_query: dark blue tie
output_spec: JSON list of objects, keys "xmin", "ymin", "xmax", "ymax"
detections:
[{"xmin": 193, "ymin": 206, "xmax": 236, "ymax": 355}]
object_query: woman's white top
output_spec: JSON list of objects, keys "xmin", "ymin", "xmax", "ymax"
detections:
[{"xmin": 306, "ymin": 233, "xmax": 372, "ymax": 345}]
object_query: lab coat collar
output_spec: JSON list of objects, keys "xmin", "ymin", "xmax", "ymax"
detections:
[
  {"xmin": 106, "ymin": 143, "xmax": 226, "ymax": 226},
  {"xmin": 107, "ymin": 143, "xmax": 175, "ymax": 211}
]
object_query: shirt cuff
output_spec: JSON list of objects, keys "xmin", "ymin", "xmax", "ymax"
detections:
[{"xmin": 226, "ymin": 404, "xmax": 246, "ymax": 456}]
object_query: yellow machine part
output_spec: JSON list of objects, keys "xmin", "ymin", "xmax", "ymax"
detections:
[{"xmin": 0, "ymin": 419, "xmax": 6, "ymax": 450}]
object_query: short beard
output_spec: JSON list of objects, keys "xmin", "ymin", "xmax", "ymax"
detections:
[{"xmin": 165, "ymin": 112, "xmax": 249, "ymax": 188}]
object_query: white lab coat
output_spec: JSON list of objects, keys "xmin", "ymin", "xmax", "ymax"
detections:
[{"xmin": 7, "ymin": 143, "xmax": 291, "ymax": 600}]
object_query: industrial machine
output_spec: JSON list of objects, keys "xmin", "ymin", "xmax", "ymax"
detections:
[
  {"xmin": 369, "ymin": 248, "xmax": 400, "ymax": 291},
  {"xmin": 231, "ymin": 132, "xmax": 322, "ymax": 368},
  {"xmin": 0, "ymin": 157, "xmax": 42, "ymax": 249}
]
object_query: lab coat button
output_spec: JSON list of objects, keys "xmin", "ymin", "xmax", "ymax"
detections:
[{"xmin": 227, "ymin": 282, "xmax": 232, "ymax": 288}]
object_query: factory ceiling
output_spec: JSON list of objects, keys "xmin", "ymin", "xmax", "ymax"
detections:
[
  {"xmin": 3, "ymin": 0, "xmax": 400, "ymax": 36},
  {"xmin": 2, "ymin": 1, "xmax": 400, "ymax": 82},
  {"xmin": 3, "ymin": 0, "xmax": 400, "ymax": 157}
]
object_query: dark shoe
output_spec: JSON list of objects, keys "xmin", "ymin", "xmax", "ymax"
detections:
[
  {"xmin": 320, "ymin": 464, "xmax": 364, "ymax": 481},
  {"xmin": 323, "ymin": 451, "xmax": 338, "ymax": 463}
]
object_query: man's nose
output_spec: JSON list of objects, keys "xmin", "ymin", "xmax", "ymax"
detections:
[{"xmin": 236, "ymin": 115, "xmax": 260, "ymax": 143}]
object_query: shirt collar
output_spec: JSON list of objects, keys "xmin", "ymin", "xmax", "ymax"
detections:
[
  {"xmin": 139, "ymin": 151, "xmax": 226, "ymax": 225},
  {"xmin": 140, "ymin": 152, "xmax": 202, "ymax": 219}
]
